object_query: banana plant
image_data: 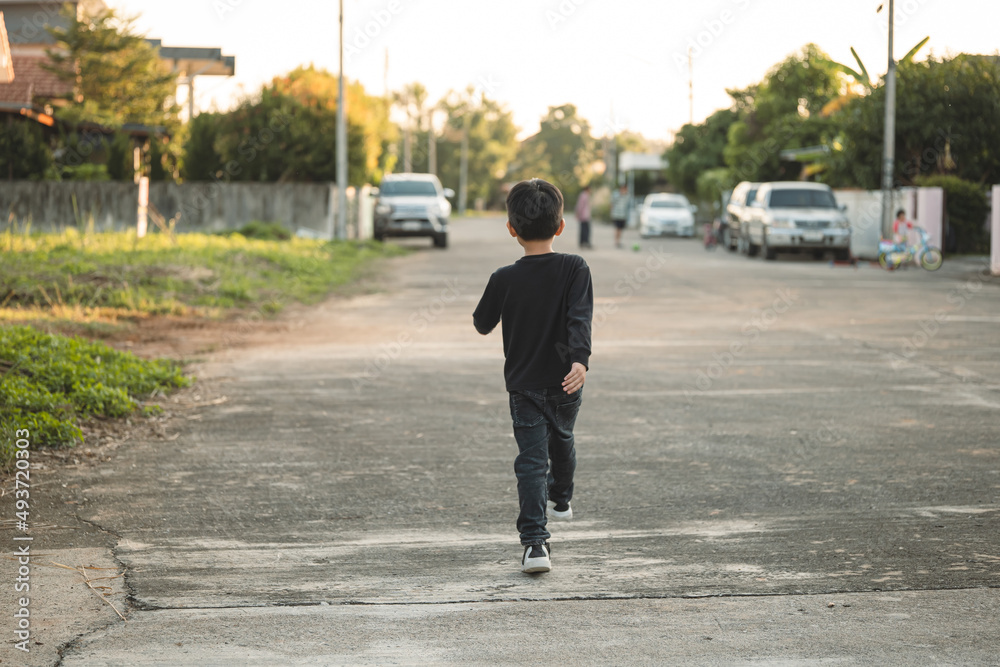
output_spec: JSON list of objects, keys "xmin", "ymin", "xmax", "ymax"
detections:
[{"xmin": 822, "ymin": 37, "xmax": 930, "ymax": 91}]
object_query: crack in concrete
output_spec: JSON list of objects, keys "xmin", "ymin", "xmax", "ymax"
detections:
[
  {"xmin": 121, "ymin": 583, "xmax": 1000, "ymax": 613},
  {"xmin": 53, "ymin": 514, "xmax": 134, "ymax": 667}
]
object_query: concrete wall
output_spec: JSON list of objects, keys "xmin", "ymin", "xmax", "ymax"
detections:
[
  {"xmin": 0, "ymin": 180, "xmax": 359, "ymax": 237},
  {"xmin": 833, "ymin": 187, "xmax": 944, "ymax": 260},
  {"xmin": 1, "ymin": 180, "xmax": 139, "ymax": 231},
  {"xmin": 150, "ymin": 182, "xmax": 333, "ymax": 235}
]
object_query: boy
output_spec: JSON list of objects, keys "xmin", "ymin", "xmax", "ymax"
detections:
[{"xmin": 473, "ymin": 178, "xmax": 593, "ymax": 574}]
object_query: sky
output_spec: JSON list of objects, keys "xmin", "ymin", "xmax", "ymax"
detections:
[{"xmin": 110, "ymin": 0, "xmax": 1000, "ymax": 143}]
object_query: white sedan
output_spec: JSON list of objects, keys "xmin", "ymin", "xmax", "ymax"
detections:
[{"xmin": 639, "ymin": 194, "xmax": 697, "ymax": 238}]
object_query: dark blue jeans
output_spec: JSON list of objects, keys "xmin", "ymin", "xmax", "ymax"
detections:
[{"xmin": 509, "ymin": 385, "xmax": 582, "ymax": 545}]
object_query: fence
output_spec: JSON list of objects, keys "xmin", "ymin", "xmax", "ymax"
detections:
[{"xmin": 0, "ymin": 181, "xmax": 369, "ymax": 238}]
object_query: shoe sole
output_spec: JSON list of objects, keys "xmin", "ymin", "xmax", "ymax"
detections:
[{"xmin": 522, "ymin": 560, "xmax": 551, "ymax": 573}]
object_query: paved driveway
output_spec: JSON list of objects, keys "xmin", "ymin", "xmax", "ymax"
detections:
[{"xmin": 10, "ymin": 217, "xmax": 1000, "ymax": 665}]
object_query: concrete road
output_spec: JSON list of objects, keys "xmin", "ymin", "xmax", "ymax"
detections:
[{"xmin": 6, "ymin": 217, "xmax": 1000, "ymax": 665}]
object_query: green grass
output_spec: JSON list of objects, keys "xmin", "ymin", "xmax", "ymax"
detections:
[
  {"xmin": 0, "ymin": 325, "xmax": 190, "ymax": 468},
  {"xmin": 0, "ymin": 227, "xmax": 407, "ymax": 468},
  {"xmin": 0, "ymin": 228, "xmax": 407, "ymax": 324}
]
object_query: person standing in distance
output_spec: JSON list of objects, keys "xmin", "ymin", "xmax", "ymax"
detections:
[
  {"xmin": 610, "ymin": 183, "xmax": 629, "ymax": 248},
  {"xmin": 575, "ymin": 184, "xmax": 593, "ymax": 249},
  {"xmin": 473, "ymin": 178, "xmax": 594, "ymax": 574}
]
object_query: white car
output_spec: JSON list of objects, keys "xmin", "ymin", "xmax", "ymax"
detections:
[{"xmin": 639, "ymin": 193, "xmax": 696, "ymax": 238}]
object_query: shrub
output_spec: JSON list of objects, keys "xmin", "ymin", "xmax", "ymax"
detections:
[
  {"xmin": 915, "ymin": 175, "xmax": 990, "ymax": 254},
  {"xmin": 233, "ymin": 221, "xmax": 293, "ymax": 241}
]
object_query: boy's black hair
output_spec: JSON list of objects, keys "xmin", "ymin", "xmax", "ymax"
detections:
[
  {"xmin": 506, "ymin": 178, "xmax": 564, "ymax": 240},
  {"xmin": 896, "ymin": 209, "xmax": 906, "ymax": 217}
]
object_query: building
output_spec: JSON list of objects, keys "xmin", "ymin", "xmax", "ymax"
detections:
[{"xmin": 0, "ymin": 0, "xmax": 234, "ymax": 126}]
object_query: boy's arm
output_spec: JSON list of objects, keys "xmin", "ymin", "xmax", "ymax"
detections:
[
  {"xmin": 565, "ymin": 262, "xmax": 593, "ymax": 370},
  {"xmin": 473, "ymin": 273, "xmax": 502, "ymax": 335}
]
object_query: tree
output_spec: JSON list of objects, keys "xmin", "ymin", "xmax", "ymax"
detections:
[
  {"xmin": 394, "ymin": 82, "xmax": 428, "ymax": 173},
  {"xmin": 723, "ymin": 44, "xmax": 843, "ymax": 183},
  {"xmin": 44, "ymin": 7, "xmax": 179, "ymax": 130},
  {"xmin": 664, "ymin": 108, "xmax": 737, "ymax": 200},
  {"xmin": 434, "ymin": 88, "xmax": 519, "ymax": 208},
  {"xmin": 824, "ymin": 54, "xmax": 1000, "ymax": 189},
  {"xmin": 180, "ymin": 112, "xmax": 224, "ymax": 181},
  {"xmin": 509, "ymin": 104, "xmax": 596, "ymax": 202},
  {"xmin": 181, "ymin": 66, "xmax": 394, "ymax": 184},
  {"xmin": 0, "ymin": 121, "xmax": 55, "ymax": 180}
]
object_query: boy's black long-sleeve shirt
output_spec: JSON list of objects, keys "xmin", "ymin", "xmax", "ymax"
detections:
[{"xmin": 473, "ymin": 252, "xmax": 593, "ymax": 391}]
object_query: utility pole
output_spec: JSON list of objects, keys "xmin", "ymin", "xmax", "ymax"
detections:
[
  {"xmin": 458, "ymin": 107, "xmax": 469, "ymax": 216},
  {"xmin": 688, "ymin": 47, "xmax": 694, "ymax": 125},
  {"xmin": 428, "ymin": 109, "xmax": 437, "ymax": 176},
  {"xmin": 880, "ymin": 0, "xmax": 897, "ymax": 238},
  {"xmin": 336, "ymin": 0, "xmax": 348, "ymax": 240},
  {"xmin": 403, "ymin": 105, "xmax": 412, "ymax": 172}
]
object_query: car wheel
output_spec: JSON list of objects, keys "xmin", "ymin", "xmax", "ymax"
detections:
[
  {"xmin": 746, "ymin": 234, "xmax": 760, "ymax": 257},
  {"xmin": 374, "ymin": 232, "xmax": 385, "ymax": 242},
  {"xmin": 812, "ymin": 250, "xmax": 826, "ymax": 260},
  {"xmin": 433, "ymin": 233, "xmax": 448, "ymax": 249},
  {"xmin": 834, "ymin": 249, "xmax": 851, "ymax": 262},
  {"xmin": 762, "ymin": 233, "xmax": 777, "ymax": 260}
]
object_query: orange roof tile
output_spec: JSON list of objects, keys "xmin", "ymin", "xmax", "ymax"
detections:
[{"xmin": 0, "ymin": 53, "xmax": 72, "ymax": 107}]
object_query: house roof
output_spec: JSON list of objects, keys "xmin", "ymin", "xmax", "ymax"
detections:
[
  {"xmin": 0, "ymin": 12, "xmax": 13, "ymax": 83},
  {"xmin": 147, "ymin": 40, "xmax": 235, "ymax": 77},
  {"xmin": 0, "ymin": 53, "xmax": 71, "ymax": 106}
]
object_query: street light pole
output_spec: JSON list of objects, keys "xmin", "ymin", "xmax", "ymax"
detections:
[
  {"xmin": 336, "ymin": 0, "xmax": 348, "ymax": 240},
  {"xmin": 880, "ymin": 0, "xmax": 897, "ymax": 238}
]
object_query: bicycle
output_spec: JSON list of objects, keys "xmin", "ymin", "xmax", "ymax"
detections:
[
  {"xmin": 878, "ymin": 228, "xmax": 943, "ymax": 271},
  {"xmin": 703, "ymin": 221, "xmax": 719, "ymax": 251}
]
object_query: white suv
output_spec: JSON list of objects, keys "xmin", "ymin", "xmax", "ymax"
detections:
[
  {"xmin": 373, "ymin": 173, "xmax": 454, "ymax": 248},
  {"xmin": 743, "ymin": 182, "xmax": 851, "ymax": 261}
]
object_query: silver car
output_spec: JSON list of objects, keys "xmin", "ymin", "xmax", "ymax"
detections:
[
  {"xmin": 743, "ymin": 182, "xmax": 851, "ymax": 261},
  {"xmin": 373, "ymin": 173, "xmax": 454, "ymax": 248}
]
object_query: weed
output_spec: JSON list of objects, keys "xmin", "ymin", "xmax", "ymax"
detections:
[{"xmin": 0, "ymin": 325, "xmax": 189, "ymax": 468}]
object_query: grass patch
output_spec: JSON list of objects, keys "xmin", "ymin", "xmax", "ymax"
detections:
[
  {"xmin": 0, "ymin": 228, "xmax": 407, "ymax": 326},
  {"xmin": 0, "ymin": 325, "xmax": 190, "ymax": 468}
]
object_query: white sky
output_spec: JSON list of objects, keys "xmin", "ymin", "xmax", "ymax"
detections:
[{"xmin": 111, "ymin": 0, "xmax": 1000, "ymax": 142}]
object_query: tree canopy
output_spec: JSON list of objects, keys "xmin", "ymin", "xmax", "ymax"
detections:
[
  {"xmin": 508, "ymin": 104, "xmax": 597, "ymax": 202},
  {"xmin": 182, "ymin": 66, "xmax": 394, "ymax": 184},
  {"xmin": 44, "ymin": 7, "xmax": 178, "ymax": 130},
  {"xmin": 824, "ymin": 54, "xmax": 1000, "ymax": 188}
]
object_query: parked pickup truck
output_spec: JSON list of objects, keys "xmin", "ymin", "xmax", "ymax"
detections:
[
  {"xmin": 742, "ymin": 182, "xmax": 851, "ymax": 261},
  {"xmin": 725, "ymin": 181, "xmax": 760, "ymax": 253}
]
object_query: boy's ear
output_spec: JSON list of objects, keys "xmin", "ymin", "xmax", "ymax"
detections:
[
  {"xmin": 554, "ymin": 219, "xmax": 565, "ymax": 237},
  {"xmin": 506, "ymin": 220, "xmax": 518, "ymax": 238}
]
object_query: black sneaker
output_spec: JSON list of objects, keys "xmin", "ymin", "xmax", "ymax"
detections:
[
  {"xmin": 521, "ymin": 543, "xmax": 551, "ymax": 573},
  {"xmin": 547, "ymin": 500, "xmax": 573, "ymax": 521}
]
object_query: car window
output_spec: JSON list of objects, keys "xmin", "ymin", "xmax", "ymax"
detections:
[
  {"xmin": 769, "ymin": 189, "xmax": 837, "ymax": 209},
  {"xmin": 746, "ymin": 188, "xmax": 758, "ymax": 205},
  {"xmin": 380, "ymin": 181, "xmax": 439, "ymax": 196}
]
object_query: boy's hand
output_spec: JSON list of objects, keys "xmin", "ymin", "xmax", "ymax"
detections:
[{"xmin": 562, "ymin": 362, "xmax": 586, "ymax": 394}]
